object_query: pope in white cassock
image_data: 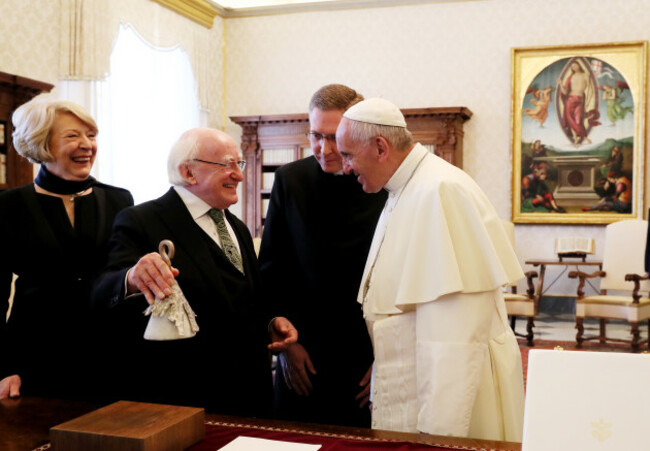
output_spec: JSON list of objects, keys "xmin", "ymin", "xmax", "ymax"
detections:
[{"xmin": 336, "ymin": 98, "xmax": 525, "ymax": 442}]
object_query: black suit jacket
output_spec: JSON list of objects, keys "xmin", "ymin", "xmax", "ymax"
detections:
[
  {"xmin": 258, "ymin": 157, "xmax": 387, "ymax": 425},
  {"xmin": 92, "ymin": 188, "xmax": 272, "ymax": 416},
  {"xmin": 0, "ymin": 183, "xmax": 133, "ymax": 399}
]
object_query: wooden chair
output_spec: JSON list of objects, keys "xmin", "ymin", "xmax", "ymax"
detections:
[
  {"xmin": 501, "ymin": 220, "xmax": 539, "ymax": 346},
  {"xmin": 568, "ymin": 219, "xmax": 650, "ymax": 350}
]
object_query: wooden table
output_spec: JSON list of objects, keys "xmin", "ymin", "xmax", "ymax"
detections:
[
  {"xmin": 0, "ymin": 396, "xmax": 521, "ymax": 451},
  {"xmin": 525, "ymin": 259, "xmax": 603, "ymax": 305}
]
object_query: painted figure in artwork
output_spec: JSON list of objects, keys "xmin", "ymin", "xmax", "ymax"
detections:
[
  {"xmin": 521, "ymin": 163, "xmax": 566, "ymax": 213},
  {"xmin": 599, "ymin": 82, "xmax": 633, "ymax": 126},
  {"xmin": 599, "ymin": 145, "xmax": 623, "ymax": 178},
  {"xmin": 523, "ymin": 85, "xmax": 553, "ymax": 127},
  {"xmin": 582, "ymin": 171, "xmax": 632, "ymax": 213},
  {"xmin": 528, "ymin": 139, "xmax": 547, "ymax": 171},
  {"xmin": 557, "ymin": 60, "xmax": 601, "ymax": 145}
]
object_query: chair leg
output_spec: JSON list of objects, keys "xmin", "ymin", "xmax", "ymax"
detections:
[
  {"xmin": 510, "ymin": 315, "xmax": 516, "ymax": 330},
  {"xmin": 599, "ymin": 318, "xmax": 607, "ymax": 344},
  {"xmin": 631, "ymin": 322, "xmax": 640, "ymax": 351},
  {"xmin": 526, "ymin": 317, "xmax": 535, "ymax": 347},
  {"xmin": 576, "ymin": 318, "xmax": 584, "ymax": 348}
]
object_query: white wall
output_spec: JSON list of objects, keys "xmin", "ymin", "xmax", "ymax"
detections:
[
  {"xmin": 0, "ymin": 0, "xmax": 60, "ymax": 86},
  {"xmin": 224, "ymin": 0, "xmax": 650, "ymax": 293}
]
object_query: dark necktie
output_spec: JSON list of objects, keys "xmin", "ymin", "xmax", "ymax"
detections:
[{"xmin": 208, "ymin": 209, "xmax": 244, "ymax": 274}]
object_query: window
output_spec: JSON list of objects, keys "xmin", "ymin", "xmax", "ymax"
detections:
[{"xmin": 96, "ymin": 24, "xmax": 200, "ymax": 204}]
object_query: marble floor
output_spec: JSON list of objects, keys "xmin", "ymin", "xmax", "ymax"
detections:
[{"xmin": 514, "ymin": 311, "xmax": 648, "ymax": 344}]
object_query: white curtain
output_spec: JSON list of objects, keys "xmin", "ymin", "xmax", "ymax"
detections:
[
  {"xmin": 94, "ymin": 24, "xmax": 201, "ymax": 204},
  {"xmin": 58, "ymin": 0, "xmax": 220, "ymax": 116}
]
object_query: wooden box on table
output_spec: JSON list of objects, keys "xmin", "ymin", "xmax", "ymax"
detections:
[{"xmin": 50, "ymin": 400, "xmax": 204, "ymax": 451}]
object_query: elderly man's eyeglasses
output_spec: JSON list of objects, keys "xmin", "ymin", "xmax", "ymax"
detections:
[
  {"xmin": 192, "ymin": 159, "xmax": 247, "ymax": 171},
  {"xmin": 306, "ymin": 132, "xmax": 337, "ymax": 143}
]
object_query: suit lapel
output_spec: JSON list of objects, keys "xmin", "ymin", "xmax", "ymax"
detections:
[{"xmin": 153, "ymin": 189, "xmax": 240, "ymax": 283}]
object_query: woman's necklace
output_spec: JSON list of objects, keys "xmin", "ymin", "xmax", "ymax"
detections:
[
  {"xmin": 35, "ymin": 184, "xmax": 91, "ymax": 202},
  {"xmin": 69, "ymin": 188, "xmax": 91, "ymax": 202}
]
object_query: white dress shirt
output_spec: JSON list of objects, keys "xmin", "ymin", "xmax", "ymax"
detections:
[{"xmin": 173, "ymin": 185, "xmax": 241, "ymax": 254}]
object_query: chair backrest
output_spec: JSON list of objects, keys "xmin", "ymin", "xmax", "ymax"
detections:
[{"xmin": 601, "ymin": 219, "xmax": 649, "ymax": 292}]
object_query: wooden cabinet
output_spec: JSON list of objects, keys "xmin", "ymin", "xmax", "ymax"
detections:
[
  {"xmin": 231, "ymin": 107, "xmax": 472, "ymax": 237},
  {"xmin": 0, "ymin": 72, "xmax": 54, "ymax": 190}
]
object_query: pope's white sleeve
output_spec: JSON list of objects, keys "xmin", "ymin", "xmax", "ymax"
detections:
[{"xmin": 414, "ymin": 291, "xmax": 494, "ymax": 437}]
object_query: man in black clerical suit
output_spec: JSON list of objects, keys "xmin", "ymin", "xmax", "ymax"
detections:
[
  {"xmin": 260, "ymin": 84, "xmax": 388, "ymax": 427},
  {"xmin": 93, "ymin": 128, "xmax": 295, "ymax": 416}
]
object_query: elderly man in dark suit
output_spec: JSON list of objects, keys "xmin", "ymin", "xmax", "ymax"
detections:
[{"xmin": 93, "ymin": 128, "xmax": 295, "ymax": 416}]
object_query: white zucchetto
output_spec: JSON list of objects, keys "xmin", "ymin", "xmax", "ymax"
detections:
[{"xmin": 343, "ymin": 97, "xmax": 407, "ymax": 128}]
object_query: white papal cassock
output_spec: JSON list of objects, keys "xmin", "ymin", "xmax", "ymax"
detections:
[{"xmin": 360, "ymin": 143, "xmax": 525, "ymax": 441}]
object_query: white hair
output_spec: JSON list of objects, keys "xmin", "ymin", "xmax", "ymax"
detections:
[
  {"xmin": 12, "ymin": 98, "xmax": 98, "ymax": 164},
  {"xmin": 167, "ymin": 130, "xmax": 201, "ymax": 185},
  {"xmin": 344, "ymin": 120, "xmax": 414, "ymax": 151}
]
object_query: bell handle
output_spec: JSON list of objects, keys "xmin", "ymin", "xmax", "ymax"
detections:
[{"xmin": 158, "ymin": 239, "xmax": 175, "ymax": 267}]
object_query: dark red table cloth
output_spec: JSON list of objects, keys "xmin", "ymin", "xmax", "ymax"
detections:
[{"xmin": 189, "ymin": 420, "xmax": 504, "ymax": 451}]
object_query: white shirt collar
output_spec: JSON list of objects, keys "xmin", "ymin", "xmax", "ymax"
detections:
[{"xmin": 173, "ymin": 185, "xmax": 214, "ymax": 220}]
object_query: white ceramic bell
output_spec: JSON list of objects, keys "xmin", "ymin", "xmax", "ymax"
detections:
[{"xmin": 143, "ymin": 240, "xmax": 199, "ymax": 341}]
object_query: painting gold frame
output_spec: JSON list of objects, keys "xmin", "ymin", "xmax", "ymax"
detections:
[{"xmin": 511, "ymin": 41, "xmax": 647, "ymax": 224}]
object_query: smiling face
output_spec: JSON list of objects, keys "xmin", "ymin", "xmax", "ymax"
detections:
[
  {"xmin": 183, "ymin": 129, "xmax": 243, "ymax": 209},
  {"xmin": 309, "ymin": 108, "xmax": 344, "ymax": 173},
  {"xmin": 45, "ymin": 112, "xmax": 97, "ymax": 181},
  {"xmin": 337, "ymin": 119, "xmax": 385, "ymax": 193}
]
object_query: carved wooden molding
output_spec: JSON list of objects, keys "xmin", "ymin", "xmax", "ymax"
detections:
[{"xmin": 150, "ymin": 0, "xmax": 218, "ymax": 28}]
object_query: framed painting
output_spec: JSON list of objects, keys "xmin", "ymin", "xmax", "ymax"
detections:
[{"xmin": 511, "ymin": 41, "xmax": 647, "ymax": 224}]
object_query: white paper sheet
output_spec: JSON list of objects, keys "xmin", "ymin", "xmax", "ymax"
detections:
[{"xmin": 218, "ymin": 436, "xmax": 322, "ymax": 450}]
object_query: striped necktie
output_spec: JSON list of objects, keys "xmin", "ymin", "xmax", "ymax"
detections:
[{"xmin": 208, "ymin": 209, "xmax": 244, "ymax": 274}]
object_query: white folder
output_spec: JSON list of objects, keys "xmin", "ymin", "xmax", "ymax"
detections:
[{"xmin": 522, "ymin": 349, "xmax": 650, "ymax": 451}]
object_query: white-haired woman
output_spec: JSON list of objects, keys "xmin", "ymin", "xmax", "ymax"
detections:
[{"xmin": 0, "ymin": 98, "xmax": 133, "ymax": 401}]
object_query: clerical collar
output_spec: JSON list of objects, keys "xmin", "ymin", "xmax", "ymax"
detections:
[
  {"xmin": 384, "ymin": 144, "xmax": 428, "ymax": 194},
  {"xmin": 34, "ymin": 165, "xmax": 96, "ymax": 195}
]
